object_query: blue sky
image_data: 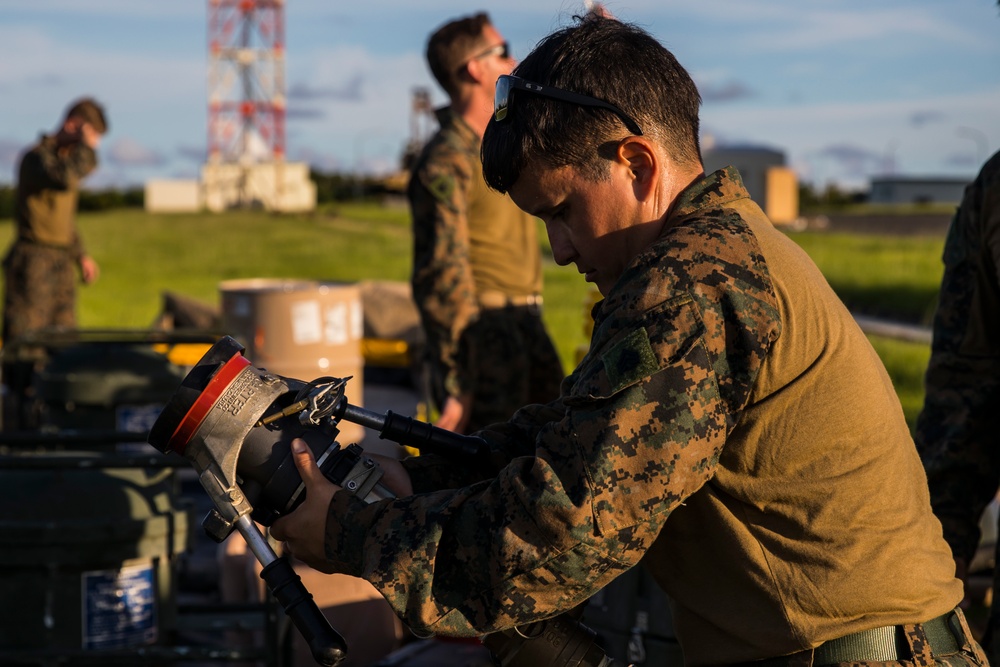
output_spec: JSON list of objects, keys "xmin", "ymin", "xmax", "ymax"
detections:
[{"xmin": 1, "ymin": 0, "xmax": 997, "ymax": 191}]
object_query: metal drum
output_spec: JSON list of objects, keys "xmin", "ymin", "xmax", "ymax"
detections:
[{"xmin": 220, "ymin": 279, "xmax": 365, "ymax": 444}]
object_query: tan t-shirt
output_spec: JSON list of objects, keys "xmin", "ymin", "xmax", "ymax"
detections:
[{"xmin": 645, "ymin": 191, "xmax": 961, "ymax": 665}]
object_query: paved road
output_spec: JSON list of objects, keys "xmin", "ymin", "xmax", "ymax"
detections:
[{"xmin": 853, "ymin": 314, "xmax": 931, "ymax": 344}]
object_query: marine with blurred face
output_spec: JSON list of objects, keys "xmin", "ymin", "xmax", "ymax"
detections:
[
  {"xmin": 272, "ymin": 16, "xmax": 984, "ymax": 667},
  {"xmin": 3, "ymin": 97, "xmax": 106, "ymax": 344}
]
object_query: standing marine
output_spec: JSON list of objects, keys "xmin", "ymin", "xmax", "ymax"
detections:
[
  {"xmin": 407, "ymin": 12, "xmax": 564, "ymax": 434},
  {"xmin": 3, "ymin": 97, "xmax": 106, "ymax": 344}
]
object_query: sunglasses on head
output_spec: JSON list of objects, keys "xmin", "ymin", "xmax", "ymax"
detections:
[{"xmin": 493, "ymin": 74, "xmax": 643, "ymax": 136}]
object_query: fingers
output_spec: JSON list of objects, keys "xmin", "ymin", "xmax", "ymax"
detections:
[
  {"xmin": 290, "ymin": 438, "xmax": 319, "ymax": 482},
  {"xmin": 269, "ymin": 438, "xmax": 339, "ymax": 568},
  {"xmin": 79, "ymin": 256, "xmax": 100, "ymax": 284},
  {"xmin": 434, "ymin": 395, "xmax": 471, "ymax": 433},
  {"xmin": 369, "ymin": 454, "xmax": 413, "ymax": 497}
]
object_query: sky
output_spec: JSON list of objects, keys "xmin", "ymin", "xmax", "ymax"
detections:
[{"xmin": 1, "ymin": 0, "xmax": 998, "ymax": 192}]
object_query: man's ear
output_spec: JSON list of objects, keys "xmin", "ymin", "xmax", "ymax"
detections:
[
  {"xmin": 463, "ymin": 57, "xmax": 486, "ymax": 85},
  {"xmin": 617, "ymin": 137, "xmax": 659, "ymax": 202}
]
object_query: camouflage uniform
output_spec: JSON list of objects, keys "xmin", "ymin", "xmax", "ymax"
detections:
[
  {"xmin": 916, "ymin": 150, "xmax": 1000, "ymax": 663},
  {"xmin": 328, "ymin": 168, "xmax": 975, "ymax": 666},
  {"xmin": 3, "ymin": 134, "xmax": 96, "ymax": 343},
  {"xmin": 407, "ymin": 107, "xmax": 563, "ymax": 431}
]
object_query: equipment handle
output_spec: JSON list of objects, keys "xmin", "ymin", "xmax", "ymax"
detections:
[
  {"xmin": 260, "ymin": 557, "xmax": 348, "ymax": 667},
  {"xmin": 335, "ymin": 401, "xmax": 488, "ymax": 460},
  {"xmin": 381, "ymin": 409, "xmax": 487, "ymax": 459}
]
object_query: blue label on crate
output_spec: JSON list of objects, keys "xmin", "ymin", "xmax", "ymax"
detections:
[{"xmin": 82, "ymin": 561, "xmax": 158, "ymax": 650}]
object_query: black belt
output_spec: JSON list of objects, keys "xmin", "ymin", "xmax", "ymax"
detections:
[{"xmin": 750, "ymin": 611, "xmax": 963, "ymax": 667}]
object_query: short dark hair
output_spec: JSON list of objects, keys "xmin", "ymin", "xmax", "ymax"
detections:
[
  {"xmin": 482, "ymin": 16, "xmax": 702, "ymax": 193},
  {"xmin": 426, "ymin": 13, "xmax": 493, "ymax": 98},
  {"xmin": 65, "ymin": 97, "xmax": 108, "ymax": 134}
]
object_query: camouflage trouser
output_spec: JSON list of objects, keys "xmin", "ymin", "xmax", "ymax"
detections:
[
  {"xmin": 742, "ymin": 609, "xmax": 989, "ymax": 667},
  {"xmin": 979, "ymin": 562, "xmax": 1000, "ymax": 667},
  {"xmin": 430, "ymin": 305, "xmax": 565, "ymax": 433},
  {"xmin": 2, "ymin": 241, "xmax": 77, "ymax": 343}
]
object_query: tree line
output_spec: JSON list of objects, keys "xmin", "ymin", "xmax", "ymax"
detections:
[
  {"xmin": 0, "ymin": 176, "xmax": 863, "ymax": 220},
  {"xmin": 0, "ymin": 169, "xmax": 409, "ymax": 220}
]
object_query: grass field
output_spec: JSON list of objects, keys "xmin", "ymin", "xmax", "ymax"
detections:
[
  {"xmin": 787, "ymin": 230, "xmax": 945, "ymax": 325},
  {"xmin": 0, "ymin": 202, "xmax": 944, "ymax": 429}
]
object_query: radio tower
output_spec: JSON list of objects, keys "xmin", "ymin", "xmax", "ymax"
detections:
[{"xmin": 206, "ymin": 0, "xmax": 296, "ymax": 209}]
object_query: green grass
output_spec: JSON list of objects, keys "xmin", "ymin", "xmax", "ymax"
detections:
[
  {"xmin": 0, "ymin": 205, "xmax": 944, "ymax": 430},
  {"xmin": 786, "ymin": 231, "xmax": 945, "ymax": 325},
  {"xmin": 0, "ymin": 204, "xmax": 591, "ymax": 373},
  {"xmin": 0, "ymin": 206, "xmax": 415, "ymax": 330},
  {"xmin": 867, "ymin": 334, "xmax": 932, "ymax": 430}
]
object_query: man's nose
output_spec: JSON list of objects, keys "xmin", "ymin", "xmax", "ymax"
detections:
[{"xmin": 546, "ymin": 229, "xmax": 574, "ymax": 266}]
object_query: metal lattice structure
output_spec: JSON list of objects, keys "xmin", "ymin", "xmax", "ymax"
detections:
[{"xmin": 207, "ymin": 0, "xmax": 286, "ymax": 164}]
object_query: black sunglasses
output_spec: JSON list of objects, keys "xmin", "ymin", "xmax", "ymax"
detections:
[
  {"xmin": 464, "ymin": 42, "xmax": 510, "ymax": 69},
  {"xmin": 494, "ymin": 74, "xmax": 643, "ymax": 136}
]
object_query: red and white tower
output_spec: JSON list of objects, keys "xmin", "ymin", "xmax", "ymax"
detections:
[{"xmin": 207, "ymin": 0, "xmax": 286, "ymax": 165}]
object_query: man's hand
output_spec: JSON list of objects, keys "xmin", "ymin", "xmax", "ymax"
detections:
[
  {"xmin": 79, "ymin": 255, "xmax": 99, "ymax": 284},
  {"xmin": 80, "ymin": 122, "xmax": 102, "ymax": 150},
  {"xmin": 434, "ymin": 394, "xmax": 473, "ymax": 433},
  {"xmin": 368, "ymin": 453, "xmax": 414, "ymax": 497},
  {"xmin": 270, "ymin": 438, "xmax": 341, "ymax": 573}
]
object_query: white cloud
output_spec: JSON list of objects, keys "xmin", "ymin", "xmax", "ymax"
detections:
[
  {"xmin": 108, "ymin": 137, "xmax": 167, "ymax": 167},
  {"xmin": 2, "ymin": 0, "xmax": 997, "ymax": 189},
  {"xmin": 705, "ymin": 85, "xmax": 1000, "ymax": 187}
]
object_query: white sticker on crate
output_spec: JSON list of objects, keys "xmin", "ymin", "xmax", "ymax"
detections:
[
  {"xmin": 291, "ymin": 300, "xmax": 323, "ymax": 345},
  {"xmin": 324, "ymin": 303, "xmax": 349, "ymax": 345},
  {"xmin": 81, "ymin": 560, "xmax": 157, "ymax": 650}
]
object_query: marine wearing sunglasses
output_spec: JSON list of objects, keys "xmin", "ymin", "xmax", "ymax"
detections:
[{"xmin": 493, "ymin": 74, "xmax": 643, "ymax": 136}]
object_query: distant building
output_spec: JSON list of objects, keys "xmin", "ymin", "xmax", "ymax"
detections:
[
  {"xmin": 144, "ymin": 163, "xmax": 317, "ymax": 213},
  {"xmin": 868, "ymin": 176, "xmax": 971, "ymax": 205},
  {"xmin": 702, "ymin": 145, "xmax": 799, "ymax": 225}
]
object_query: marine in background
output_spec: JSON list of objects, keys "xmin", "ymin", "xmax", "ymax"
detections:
[
  {"xmin": 3, "ymin": 97, "xmax": 106, "ymax": 344},
  {"xmin": 916, "ymin": 148, "xmax": 1000, "ymax": 665},
  {"xmin": 407, "ymin": 12, "xmax": 564, "ymax": 434}
]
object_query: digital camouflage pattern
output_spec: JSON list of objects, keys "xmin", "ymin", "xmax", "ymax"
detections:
[
  {"xmin": 327, "ymin": 168, "xmax": 962, "ymax": 665},
  {"xmin": 901, "ymin": 607, "xmax": 989, "ymax": 667},
  {"xmin": 408, "ymin": 107, "xmax": 562, "ymax": 430},
  {"xmin": 2, "ymin": 136, "xmax": 96, "ymax": 342},
  {"xmin": 448, "ymin": 306, "xmax": 564, "ymax": 431},
  {"xmin": 2, "ymin": 244, "xmax": 78, "ymax": 342},
  {"xmin": 915, "ymin": 149, "xmax": 1000, "ymax": 664}
]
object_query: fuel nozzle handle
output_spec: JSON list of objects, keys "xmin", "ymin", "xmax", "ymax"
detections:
[
  {"xmin": 235, "ymin": 516, "xmax": 347, "ymax": 667},
  {"xmin": 260, "ymin": 557, "xmax": 348, "ymax": 667},
  {"xmin": 336, "ymin": 402, "xmax": 488, "ymax": 461}
]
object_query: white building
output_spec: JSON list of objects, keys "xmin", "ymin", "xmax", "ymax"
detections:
[
  {"xmin": 702, "ymin": 145, "xmax": 799, "ymax": 225},
  {"xmin": 868, "ymin": 177, "xmax": 971, "ymax": 205}
]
